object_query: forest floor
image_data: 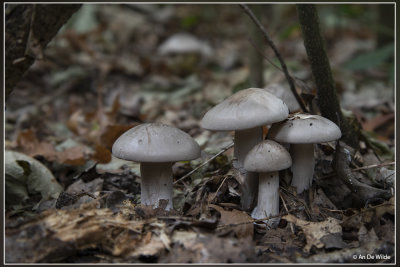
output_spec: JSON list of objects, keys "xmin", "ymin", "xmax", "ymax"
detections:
[{"xmin": 4, "ymin": 4, "xmax": 395, "ymax": 263}]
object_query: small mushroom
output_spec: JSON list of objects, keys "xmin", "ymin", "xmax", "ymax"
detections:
[
  {"xmin": 112, "ymin": 123, "xmax": 201, "ymax": 210},
  {"xmin": 244, "ymin": 140, "xmax": 292, "ymax": 227},
  {"xmin": 269, "ymin": 113, "xmax": 341, "ymax": 194},
  {"xmin": 200, "ymin": 88, "xmax": 289, "ymax": 210}
]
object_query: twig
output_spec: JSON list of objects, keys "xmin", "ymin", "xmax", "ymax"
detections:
[
  {"xmin": 208, "ymin": 175, "xmax": 229, "ymax": 205},
  {"xmin": 239, "ymin": 4, "xmax": 308, "ymax": 113},
  {"xmin": 351, "ymin": 161, "xmax": 395, "ymax": 172},
  {"xmin": 174, "ymin": 142, "xmax": 234, "ymax": 185},
  {"xmin": 280, "ymin": 187, "xmax": 312, "ymax": 219},
  {"xmin": 320, "ymin": 161, "xmax": 395, "ymax": 180},
  {"xmin": 279, "ymin": 191, "xmax": 294, "ymax": 234}
]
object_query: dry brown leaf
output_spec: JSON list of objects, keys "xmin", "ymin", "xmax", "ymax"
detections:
[
  {"xmin": 57, "ymin": 146, "xmax": 87, "ymax": 165},
  {"xmin": 91, "ymin": 144, "xmax": 112, "ymax": 163},
  {"xmin": 209, "ymin": 204, "xmax": 253, "ymax": 239},
  {"xmin": 99, "ymin": 124, "xmax": 137, "ymax": 150},
  {"xmin": 362, "ymin": 113, "xmax": 394, "ymax": 132},
  {"xmin": 283, "ymin": 214, "xmax": 343, "ymax": 252},
  {"xmin": 67, "ymin": 109, "xmax": 89, "ymax": 136},
  {"xmin": 15, "ymin": 130, "xmax": 87, "ymax": 166}
]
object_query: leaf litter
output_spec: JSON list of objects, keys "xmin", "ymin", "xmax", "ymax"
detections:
[{"xmin": 5, "ymin": 4, "xmax": 394, "ymax": 264}]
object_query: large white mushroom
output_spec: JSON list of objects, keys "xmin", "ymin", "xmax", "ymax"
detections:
[
  {"xmin": 244, "ymin": 140, "xmax": 292, "ymax": 227},
  {"xmin": 269, "ymin": 113, "xmax": 342, "ymax": 194},
  {"xmin": 200, "ymin": 88, "xmax": 289, "ymax": 210},
  {"xmin": 112, "ymin": 123, "xmax": 201, "ymax": 210}
]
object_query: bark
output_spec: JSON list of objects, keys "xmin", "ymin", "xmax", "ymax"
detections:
[
  {"xmin": 5, "ymin": 4, "xmax": 81, "ymax": 101},
  {"xmin": 296, "ymin": 4, "xmax": 359, "ymax": 147}
]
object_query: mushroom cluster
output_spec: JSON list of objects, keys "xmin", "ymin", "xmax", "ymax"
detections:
[
  {"xmin": 200, "ymin": 87, "xmax": 341, "ymax": 227},
  {"xmin": 111, "ymin": 85, "xmax": 341, "ymax": 228},
  {"xmin": 200, "ymin": 88, "xmax": 289, "ymax": 211}
]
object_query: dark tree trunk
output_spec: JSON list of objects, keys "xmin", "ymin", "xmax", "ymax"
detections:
[
  {"xmin": 5, "ymin": 4, "xmax": 81, "ymax": 101},
  {"xmin": 296, "ymin": 4, "xmax": 359, "ymax": 147}
]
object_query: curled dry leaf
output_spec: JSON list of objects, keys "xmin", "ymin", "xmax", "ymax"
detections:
[
  {"xmin": 5, "ymin": 150, "xmax": 63, "ymax": 208},
  {"xmin": 283, "ymin": 214, "xmax": 343, "ymax": 252}
]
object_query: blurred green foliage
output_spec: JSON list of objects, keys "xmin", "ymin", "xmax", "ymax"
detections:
[{"xmin": 344, "ymin": 43, "xmax": 394, "ymax": 81}]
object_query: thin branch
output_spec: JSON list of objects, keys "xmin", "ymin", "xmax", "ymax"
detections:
[
  {"xmin": 351, "ymin": 161, "xmax": 395, "ymax": 172},
  {"xmin": 239, "ymin": 4, "xmax": 308, "ymax": 113},
  {"xmin": 320, "ymin": 161, "xmax": 395, "ymax": 180},
  {"xmin": 279, "ymin": 191, "xmax": 294, "ymax": 234},
  {"xmin": 248, "ymin": 36, "xmax": 315, "ymax": 100},
  {"xmin": 208, "ymin": 175, "xmax": 229, "ymax": 205},
  {"xmin": 174, "ymin": 142, "xmax": 234, "ymax": 185}
]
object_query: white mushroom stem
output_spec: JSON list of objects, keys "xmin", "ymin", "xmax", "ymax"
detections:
[
  {"xmin": 251, "ymin": 171, "xmax": 279, "ymax": 227},
  {"xmin": 290, "ymin": 143, "xmax": 315, "ymax": 194},
  {"xmin": 140, "ymin": 162, "xmax": 173, "ymax": 210},
  {"xmin": 234, "ymin": 126, "xmax": 263, "ymax": 211}
]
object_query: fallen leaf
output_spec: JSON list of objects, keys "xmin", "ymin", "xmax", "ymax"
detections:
[
  {"xmin": 362, "ymin": 113, "xmax": 394, "ymax": 132},
  {"xmin": 15, "ymin": 130, "xmax": 87, "ymax": 166},
  {"xmin": 283, "ymin": 214, "xmax": 343, "ymax": 252},
  {"xmin": 5, "ymin": 150, "xmax": 63, "ymax": 209},
  {"xmin": 56, "ymin": 145, "xmax": 86, "ymax": 165},
  {"xmin": 5, "ymin": 206, "xmax": 145, "ymax": 263},
  {"xmin": 99, "ymin": 124, "xmax": 137, "ymax": 150},
  {"xmin": 209, "ymin": 204, "xmax": 253, "ymax": 239},
  {"xmin": 91, "ymin": 144, "xmax": 112, "ymax": 163}
]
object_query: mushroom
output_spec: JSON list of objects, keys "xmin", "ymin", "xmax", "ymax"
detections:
[
  {"xmin": 200, "ymin": 88, "xmax": 289, "ymax": 210},
  {"xmin": 244, "ymin": 140, "xmax": 292, "ymax": 226},
  {"xmin": 263, "ymin": 83, "xmax": 300, "ymax": 113},
  {"xmin": 112, "ymin": 123, "xmax": 201, "ymax": 210},
  {"xmin": 268, "ymin": 113, "xmax": 341, "ymax": 194}
]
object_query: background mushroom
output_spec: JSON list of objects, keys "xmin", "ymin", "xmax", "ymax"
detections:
[
  {"xmin": 268, "ymin": 113, "xmax": 342, "ymax": 194},
  {"xmin": 112, "ymin": 123, "xmax": 201, "ymax": 210},
  {"xmin": 264, "ymin": 83, "xmax": 300, "ymax": 113},
  {"xmin": 244, "ymin": 140, "xmax": 292, "ymax": 227},
  {"xmin": 200, "ymin": 88, "xmax": 289, "ymax": 210}
]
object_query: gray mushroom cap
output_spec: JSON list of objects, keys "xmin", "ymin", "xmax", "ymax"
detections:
[
  {"xmin": 244, "ymin": 140, "xmax": 292, "ymax": 173},
  {"xmin": 158, "ymin": 33, "xmax": 213, "ymax": 58},
  {"xmin": 200, "ymin": 88, "xmax": 289, "ymax": 131},
  {"xmin": 112, "ymin": 123, "xmax": 201, "ymax": 163},
  {"xmin": 269, "ymin": 113, "xmax": 342, "ymax": 144}
]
